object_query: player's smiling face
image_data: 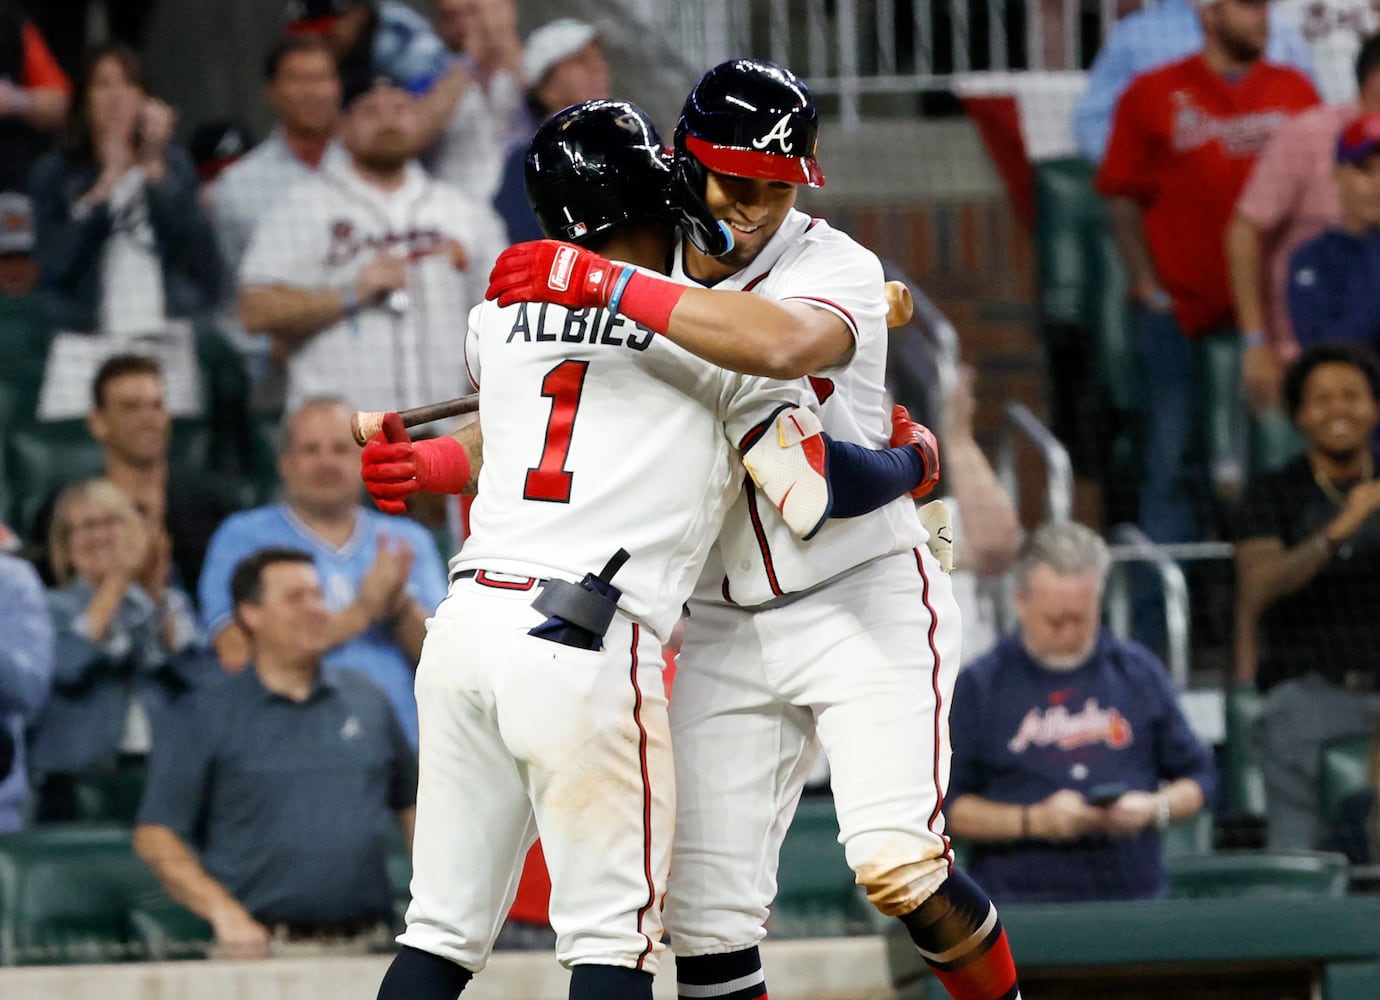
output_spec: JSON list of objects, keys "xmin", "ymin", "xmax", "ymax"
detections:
[{"xmin": 699, "ymin": 169, "xmax": 798, "ymax": 273}]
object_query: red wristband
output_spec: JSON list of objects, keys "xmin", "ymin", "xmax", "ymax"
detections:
[
  {"xmin": 614, "ymin": 271, "xmax": 687, "ymax": 332},
  {"xmin": 414, "ymin": 435, "xmax": 471, "ymax": 495}
]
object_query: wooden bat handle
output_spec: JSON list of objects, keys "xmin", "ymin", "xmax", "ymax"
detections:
[
  {"xmin": 351, "ymin": 392, "xmax": 480, "ymax": 445},
  {"xmin": 884, "ymin": 280, "xmax": 914, "ymax": 329}
]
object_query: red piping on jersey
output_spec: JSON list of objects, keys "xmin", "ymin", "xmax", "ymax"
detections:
[
  {"xmin": 745, "ymin": 484, "xmax": 784, "ymax": 598},
  {"xmin": 474, "ymin": 571, "xmax": 536, "ymax": 591},
  {"xmin": 630, "ymin": 624, "xmax": 657, "ymax": 969},
  {"xmin": 807, "ymin": 218, "xmax": 822, "ymax": 232},
  {"xmin": 743, "ymin": 270, "xmax": 772, "ymax": 292},
  {"xmin": 720, "ymin": 576, "xmax": 734, "ymax": 604},
  {"xmin": 785, "ymin": 295, "xmax": 859, "ymax": 339},
  {"xmin": 913, "ymin": 547, "xmax": 953, "ymax": 874}
]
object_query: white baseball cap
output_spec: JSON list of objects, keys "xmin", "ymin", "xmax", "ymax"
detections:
[{"xmin": 523, "ymin": 18, "xmax": 599, "ymax": 87}]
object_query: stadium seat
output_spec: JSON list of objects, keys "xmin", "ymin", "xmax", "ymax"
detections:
[
  {"xmin": 1224, "ymin": 684, "xmax": 1266, "ymax": 818},
  {"xmin": 770, "ymin": 793, "xmax": 876, "ymax": 938},
  {"xmin": 1319, "ymin": 735, "xmax": 1371, "ymax": 832},
  {"xmin": 1198, "ymin": 332, "xmax": 1248, "ymax": 500},
  {"xmin": 5, "ymin": 418, "xmax": 214, "ymax": 536},
  {"xmin": 386, "ymin": 825, "xmax": 412, "ymax": 926},
  {"xmin": 0, "ymin": 823, "xmax": 187, "ymax": 966},
  {"xmin": 1167, "ymin": 850, "xmax": 1349, "ymax": 899},
  {"xmin": 1162, "ymin": 810, "xmax": 1214, "ymax": 858}
]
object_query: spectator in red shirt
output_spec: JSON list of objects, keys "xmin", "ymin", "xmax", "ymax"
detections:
[{"xmin": 1097, "ymin": 0, "xmax": 1318, "ymax": 553}]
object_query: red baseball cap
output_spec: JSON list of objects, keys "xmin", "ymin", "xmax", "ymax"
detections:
[{"xmin": 1336, "ymin": 113, "xmax": 1380, "ymax": 166}]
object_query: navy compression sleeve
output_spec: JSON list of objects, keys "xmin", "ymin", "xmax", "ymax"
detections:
[{"xmin": 825, "ymin": 435, "xmax": 924, "ymax": 517}]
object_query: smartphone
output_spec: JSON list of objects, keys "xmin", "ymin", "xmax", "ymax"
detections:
[{"xmin": 1087, "ymin": 782, "xmax": 1128, "ymax": 807}]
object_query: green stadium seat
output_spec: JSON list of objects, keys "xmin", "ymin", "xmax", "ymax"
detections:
[
  {"xmin": 5, "ymin": 418, "xmax": 214, "ymax": 536},
  {"xmin": 1162, "ymin": 810, "xmax": 1214, "ymax": 858},
  {"xmin": 1167, "ymin": 850, "xmax": 1349, "ymax": 899},
  {"xmin": 0, "ymin": 823, "xmax": 189, "ymax": 966},
  {"xmin": 0, "ymin": 293, "xmax": 54, "ymax": 392},
  {"xmin": 1319, "ymin": 735, "xmax": 1371, "ymax": 832},
  {"xmin": 770, "ymin": 794, "xmax": 876, "ymax": 938},
  {"xmin": 386, "ymin": 825, "xmax": 413, "ymax": 926},
  {"xmin": 65, "ymin": 760, "xmax": 148, "ymax": 826},
  {"xmin": 1198, "ymin": 332, "xmax": 1248, "ymax": 499},
  {"xmin": 1225, "ymin": 685, "xmax": 1266, "ymax": 817}
]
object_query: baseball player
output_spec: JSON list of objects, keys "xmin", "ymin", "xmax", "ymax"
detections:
[
  {"xmin": 238, "ymin": 72, "xmax": 504, "ymax": 415},
  {"xmin": 364, "ymin": 101, "xmax": 938, "ymax": 1000},
  {"xmin": 487, "ymin": 60, "xmax": 1023, "ymax": 1000}
]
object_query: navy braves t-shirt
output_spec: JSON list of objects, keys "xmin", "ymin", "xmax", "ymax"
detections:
[{"xmin": 948, "ymin": 630, "xmax": 1216, "ymax": 903}]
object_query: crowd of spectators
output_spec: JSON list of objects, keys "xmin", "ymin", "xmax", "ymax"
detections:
[{"xmin": 0, "ymin": 0, "xmax": 1378, "ymax": 967}]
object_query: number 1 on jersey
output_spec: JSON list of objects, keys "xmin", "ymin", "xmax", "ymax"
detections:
[{"xmin": 524, "ymin": 360, "xmax": 589, "ymax": 503}]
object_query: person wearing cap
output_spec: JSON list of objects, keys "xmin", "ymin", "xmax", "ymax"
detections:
[
  {"xmin": 238, "ymin": 75, "xmax": 504, "ymax": 416},
  {"xmin": 285, "ymin": 0, "xmax": 469, "ymax": 162},
  {"xmin": 1286, "ymin": 113, "xmax": 1380, "ymax": 350},
  {"xmin": 422, "ymin": 0, "xmax": 526, "ymax": 202},
  {"xmin": 491, "ymin": 19, "xmax": 610, "ymax": 244},
  {"xmin": 1230, "ymin": 34, "xmax": 1380, "ymax": 414},
  {"xmin": 1096, "ymin": 0, "xmax": 1318, "ymax": 562}
]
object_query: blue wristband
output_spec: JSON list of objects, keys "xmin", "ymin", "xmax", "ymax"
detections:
[{"xmin": 605, "ymin": 266, "xmax": 635, "ymax": 317}]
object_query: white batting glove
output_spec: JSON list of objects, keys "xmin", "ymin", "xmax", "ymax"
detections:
[
  {"xmin": 742, "ymin": 407, "xmax": 832, "ymax": 540},
  {"xmin": 918, "ymin": 499, "xmax": 954, "ymax": 573}
]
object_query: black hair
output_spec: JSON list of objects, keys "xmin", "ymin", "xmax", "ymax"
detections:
[
  {"xmin": 92, "ymin": 353, "xmax": 161, "ymax": 409},
  {"xmin": 264, "ymin": 34, "xmax": 336, "ymax": 83},
  {"xmin": 1284, "ymin": 342, "xmax": 1380, "ymax": 419},
  {"xmin": 1356, "ymin": 33, "xmax": 1380, "ymax": 91},
  {"xmin": 230, "ymin": 547, "xmax": 315, "ymax": 609}
]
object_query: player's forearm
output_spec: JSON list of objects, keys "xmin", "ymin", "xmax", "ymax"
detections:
[
  {"xmin": 945, "ymin": 794, "xmax": 1027, "ymax": 842},
  {"xmin": 451, "ymin": 417, "xmax": 482, "ymax": 494},
  {"xmin": 1105, "ymin": 197, "xmax": 1161, "ymax": 298},
  {"xmin": 666, "ymin": 291, "xmax": 852, "ymax": 378},
  {"xmin": 1224, "ymin": 215, "xmax": 1266, "ymax": 334},
  {"xmin": 397, "ymin": 807, "xmax": 416, "ymax": 854},
  {"xmin": 133, "ymin": 825, "xmax": 251, "ymax": 925},
  {"xmin": 942, "ymin": 436, "xmax": 1021, "ymax": 576},
  {"xmin": 322, "ymin": 600, "xmax": 376, "ymax": 647},
  {"xmin": 238, "ymin": 284, "xmax": 348, "ymax": 341}
]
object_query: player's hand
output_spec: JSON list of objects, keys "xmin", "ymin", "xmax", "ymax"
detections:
[
  {"xmin": 1027, "ymin": 789, "xmax": 1105, "ymax": 841},
  {"xmin": 362, "ymin": 414, "xmax": 421, "ymax": 514},
  {"xmin": 136, "ymin": 97, "xmax": 176, "ymax": 162},
  {"xmin": 362, "ymin": 413, "xmax": 473, "ymax": 514},
  {"xmin": 889, "ymin": 405, "xmax": 940, "ymax": 499},
  {"xmin": 1101, "ymin": 790, "xmax": 1159, "ymax": 837},
  {"xmin": 486, "ymin": 240, "xmax": 626, "ymax": 310},
  {"xmin": 356, "ymin": 252, "xmax": 409, "ymax": 307}
]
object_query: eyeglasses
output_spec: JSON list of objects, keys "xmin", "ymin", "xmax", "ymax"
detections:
[{"xmin": 66, "ymin": 513, "xmax": 123, "ymax": 534}]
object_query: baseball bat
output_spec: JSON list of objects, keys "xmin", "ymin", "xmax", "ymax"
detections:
[
  {"xmin": 351, "ymin": 393, "xmax": 479, "ymax": 445},
  {"xmin": 884, "ymin": 280, "xmax": 914, "ymax": 329}
]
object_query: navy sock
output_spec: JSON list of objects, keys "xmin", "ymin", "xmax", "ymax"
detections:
[
  {"xmin": 676, "ymin": 947, "xmax": 769, "ymax": 1000},
  {"xmin": 569, "ymin": 963, "xmax": 654, "ymax": 1000},
  {"xmin": 899, "ymin": 870, "xmax": 1020, "ymax": 1000},
  {"xmin": 376, "ymin": 945, "xmax": 473, "ymax": 1000}
]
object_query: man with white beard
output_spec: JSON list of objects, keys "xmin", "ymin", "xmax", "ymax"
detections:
[{"xmin": 944, "ymin": 521, "xmax": 1215, "ymax": 904}]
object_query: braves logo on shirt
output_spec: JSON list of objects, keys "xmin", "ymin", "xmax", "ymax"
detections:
[
  {"xmin": 1169, "ymin": 95, "xmax": 1291, "ymax": 158},
  {"xmin": 1007, "ymin": 698, "xmax": 1134, "ymax": 753},
  {"xmin": 324, "ymin": 220, "xmax": 449, "ymax": 267}
]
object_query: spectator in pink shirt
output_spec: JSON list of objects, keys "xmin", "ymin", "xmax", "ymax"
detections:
[{"xmin": 1228, "ymin": 33, "xmax": 1380, "ymax": 413}]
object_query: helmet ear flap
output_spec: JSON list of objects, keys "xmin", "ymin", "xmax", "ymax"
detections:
[{"xmin": 670, "ymin": 144, "xmax": 734, "ymax": 258}]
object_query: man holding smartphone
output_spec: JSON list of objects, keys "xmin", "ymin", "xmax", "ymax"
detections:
[{"xmin": 945, "ymin": 521, "xmax": 1216, "ymax": 903}]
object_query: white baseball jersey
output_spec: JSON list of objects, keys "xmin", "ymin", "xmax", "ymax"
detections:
[
  {"xmin": 453, "ymin": 288, "xmax": 812, "ymax": 642},
  {"xmin": 239, "ymin": 159, "xmax": 505, "ymax": 413},
  {"xmin": 669, "ymin": 209, "xmax": 927, "ymax": 607}
]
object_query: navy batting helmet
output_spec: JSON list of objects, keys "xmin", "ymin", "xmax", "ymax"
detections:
[
  {"xmin": 671, "ymin": 59, "xmax": 824, "ymax": 255},
  {"xmin": 524, "ymin": 100, "xmax": 678, "ymax": 245}
]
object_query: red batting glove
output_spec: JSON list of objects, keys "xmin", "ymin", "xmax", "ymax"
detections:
[
  {"xmin": 486, "ymin": 239, "xmax": 686, "ymax": 331},
  {"xmin": 361, "ymin": 413, "xmax": 472, "ymax": 515},
  {"xmin": 889, "ymin": 404, "xmax": 940, "ymax": 499}
]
